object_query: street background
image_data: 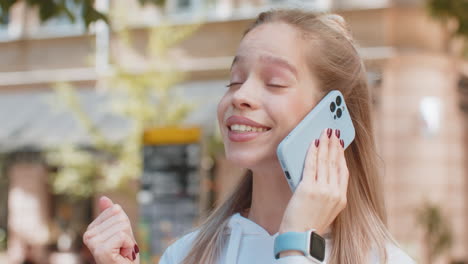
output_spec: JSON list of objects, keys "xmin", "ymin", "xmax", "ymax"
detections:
[{"xmin": 0, "ymin": 0, "xmax": 467, "ymax": 263}]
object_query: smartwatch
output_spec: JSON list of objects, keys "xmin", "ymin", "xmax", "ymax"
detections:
[{"xmin": 274, "ymin": 229, "xmax": 325, "ymax": 261}]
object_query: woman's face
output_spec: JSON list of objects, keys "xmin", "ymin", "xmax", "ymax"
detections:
[{"xmin": 217, "ymin": 22, "xmax": 321, "ymax": 170}]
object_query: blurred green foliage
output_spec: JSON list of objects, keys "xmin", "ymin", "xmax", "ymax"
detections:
[
  {"xmin": 0, "ymin": 0, "xmax": 166, "ymax": 29},
  {"xmin": 416, "ymin": 202, "xmax": 453, "ymax": 263},
  {"xmin": 47, "ymin": 13, "xmax": 201, "ymax": 199},
  {"xmin": 427, "ymin": 0, "xmax": 468, "ymax": 57},
  {"xmin": 0, "ymin": 154, "xmax": 6, "ymax": 251},
  {"xmin": 0, "ymin": 228, "xmax": 5, "ymax": 251}
]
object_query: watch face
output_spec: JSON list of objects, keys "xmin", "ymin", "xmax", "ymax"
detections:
[{"xmin": 309, "ymin": 232, "xmax": 325, "ymax": 261}]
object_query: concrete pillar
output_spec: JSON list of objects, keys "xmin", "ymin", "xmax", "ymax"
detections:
[
  {"xmin": 7, "ymin": 161, "xmax": 50, "ymax": 264},
  {"xmin": 381, "ymin": 54, "xmax": 466, "ymax": 263}
]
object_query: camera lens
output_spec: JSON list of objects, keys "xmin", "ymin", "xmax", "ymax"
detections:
[
  {"xmin": 330, "ymin": 102, "xmax": 336, "ymax": 112},
  {"xmin": 336, "ymin": 96, "xmax": 342, "ymax": 106},
  {"xmin": 336, "ymin": 108, "xmax": 342, "ymax": 118}
]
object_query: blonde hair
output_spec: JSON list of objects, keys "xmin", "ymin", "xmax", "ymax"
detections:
[{"xmin": 182, "ymin": 9, "xmax": 396, "ymax": 264}]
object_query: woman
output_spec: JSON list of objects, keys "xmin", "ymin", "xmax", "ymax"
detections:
[{"xmin": 83, "ymin": 9, "xmax": 415, "ymax": 264}]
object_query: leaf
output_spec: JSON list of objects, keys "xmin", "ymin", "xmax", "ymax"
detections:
[
  {"xmin": 426, "ymin": 0, "xmax": 468, "ymax": 58},
  {"xmin": 139, "ymin": 0, "xmax": 166, "ymax": 7},
  {"xmin": 0, "ymin": 0, "xmax": 18, "ymax": 24},
  {"xmin": 81, "ymin": 0, "xmax": 108, "ymax": 29},
  {"xmin": 2, "ymin": 0, "xmax": 167, "ymax": 28},
  {"xmin": 49, "ymin": 6, "xmax": 201, "ymax": 196},
  {"xmin": 37, "ymin": 0, "xmax": 60, "ymax": 21},
  {"xmin": 61, "ymin": 0, "xmax": 76, "ymax": 24},
  {"xmin": 416, "ymin": 202, "xmax": 453, "ymax": 258},
  {"xmin": 427, "ymin": 0, "xmax": 456, "ymax": 19}
]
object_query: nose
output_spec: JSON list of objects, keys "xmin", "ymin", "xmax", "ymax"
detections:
[{"xmin": 231, "ymin": 79, "xmax": 260, "ymax": 110}]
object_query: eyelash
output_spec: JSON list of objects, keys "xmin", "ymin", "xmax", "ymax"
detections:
[
  {"xmin": 268, "ymin": 84, "xmax": 287, "ymax": 88},
  {"xmin": 226, "ymin": 82, "xmax": 242, "ymax": 88}
]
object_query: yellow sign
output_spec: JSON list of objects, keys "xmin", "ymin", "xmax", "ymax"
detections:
[{"xmin": 143, "ymin": 127, "xmax": 201, "ymax": 145}]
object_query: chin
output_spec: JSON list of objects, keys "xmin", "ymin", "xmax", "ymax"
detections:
[{"xmin": 224, "ymin": 147, "xmax": 275, "ymax": 169}]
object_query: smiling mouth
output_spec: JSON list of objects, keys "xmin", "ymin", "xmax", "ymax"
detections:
[{"xmin": 228, "ymin": 124, "xmax": 272, "ymax": 133}]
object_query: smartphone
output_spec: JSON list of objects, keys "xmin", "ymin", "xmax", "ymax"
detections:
[{"xmin": 277, "ymin": 90, "xmax": 355, "ymax": 192}]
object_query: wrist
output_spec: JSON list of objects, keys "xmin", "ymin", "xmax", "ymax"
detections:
[
  {"xmin": 278, "ymin": 224, "xmax": 301, "ymax": 234},
  {"xmin": 279, "ymin": 226, "xmax": 325, "ymax": 236},
  {"xmin": 274, "ymin": 230, "xmax": 326, "ymax": 262}
]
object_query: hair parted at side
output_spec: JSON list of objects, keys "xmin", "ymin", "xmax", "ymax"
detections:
[{"xmin": 181, "ymin": 9, "xmax": 397, "ymax": 264}]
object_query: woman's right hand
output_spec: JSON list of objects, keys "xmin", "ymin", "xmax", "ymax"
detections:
[{"xmin": 83, "ymin": 196, "xmax": 140, "ymax": 264}]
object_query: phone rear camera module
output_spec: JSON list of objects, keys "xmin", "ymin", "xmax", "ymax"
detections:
[
  {"xmin": 336, "ymin": 108, "xmax": 342, "ymax": 118},
  {"xmin": 336, "ymin": 96, "xmax": 342, "ymax": 106},
  {"xmin": 330, "ymin": 102, "xmax": 336, "ymax": 112}
]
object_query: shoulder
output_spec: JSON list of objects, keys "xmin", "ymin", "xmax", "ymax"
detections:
[
  {"xmin": 159, "ymin": 229, "xmax": 200, "ymax": 264},
  {"xmin": 386, "ymin": 243, "xmax": 416, "ymax": 264}
]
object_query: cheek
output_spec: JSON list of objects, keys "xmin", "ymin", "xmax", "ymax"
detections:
[
  {"xmin": 217, "ymin": 96, "xmax": 229, "ymax": 130},
  {"xmin": 273, "ymin": 95, "xmax": 312, "ymax": 134}
]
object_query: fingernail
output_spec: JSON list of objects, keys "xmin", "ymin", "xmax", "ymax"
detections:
[
  {"xmin": 327, "ymin": 128, "xmax": 332, "ymax": 138},
  {"xmin": 132, "ymin": 251, "xmax": 136, "ymax": 260},
  {"xmin": 134, "ymin": 244, "xmax": 140, "ymax": 254},
  {"xmin": 314, "ymin": 139, "xmax": 320, "ymax": 147},
  {"xmin": 335, "ymin": 129, "xmax": 341, "ymax": 139},
  {"xmin": 340, "ymin": 139, "xmax": 344, "ymax": 148}
]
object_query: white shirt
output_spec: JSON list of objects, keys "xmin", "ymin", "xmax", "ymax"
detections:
[{"xmin": 159, "ymin": 213, "xmax": 416, "ymax": 264}]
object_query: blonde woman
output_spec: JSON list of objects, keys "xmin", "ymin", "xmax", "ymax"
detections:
[{"xmin": 83, "ymin": 9, "xmax": 416, "ymax": 264}]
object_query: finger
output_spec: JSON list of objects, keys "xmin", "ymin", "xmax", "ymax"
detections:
[
  {"xmin": 87, "ymin": 212, "xmax": 132, "ymax": 241},
  {"xmin": 88, "ymin": 204, "xmax": 122, "ymax": 231},
  {"xmin": 121, "ymin": 247, "xmax": 135, "ymax": 262},
  {"xmin": 103, "ymin": 231, "xmax": 135, "ymax": 262},
  {"xmin": 99, "ymin": 217, "xmax": 135, "ymax": 262},
  {"xmin": 100, "ymin": 222, "xmax": 132, "ymax": 244},
  {"xmin": 316, "ymin": 128, "xmax": 331, "ymax": 184},
  {"xmin": 302, "ymin": 138, "xmax": 320, "ymax": 184},
  {"xmin": 99, "ymin": 196, "xmax": 114, "ymax": 213},
  {"xmin": 92, "ymin": 222, "xmax": 135, "ymax": 258},
  {"xmin": 85, "ymin": 223, "xmax": 135, "ymax": 262},
  {"xmin": 328, "ymin": 129, "xmax": 341, "ymax": 185},
  {"xmin": 338, "ymin": 147, "xmax": 349, "ymax": 195}
]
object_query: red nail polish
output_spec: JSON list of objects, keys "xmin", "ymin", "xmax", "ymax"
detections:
[
  {"xmin": 132, "ymin": 251, "xmax": 136, "ymax": 260},
  {"xmin": 340, "ymin": 139, "xmax": 344, "ymax": 148},
  {"xmin": 335, "ymin": 129, "xmax": 341, "ymax": 138},
  {"xmin": 327, "ymin": 128, "xmax": 332, "ymax": 138},
  {"xmin": 134, "ymin": 244, "xmax": 140, "ymax": 254},
  {"xmin": 314, "ymin": 139, "xmax": 320, "ymax": 147}
]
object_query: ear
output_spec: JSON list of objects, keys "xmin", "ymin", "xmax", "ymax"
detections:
[{"xmin": 98, "ymin": 196, "xmax": 114, "ymax": 213}]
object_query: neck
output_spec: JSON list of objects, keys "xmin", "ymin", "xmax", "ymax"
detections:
[{"xmin": 246, "ymin": 161, "xmax": 292, "ymax": 235}]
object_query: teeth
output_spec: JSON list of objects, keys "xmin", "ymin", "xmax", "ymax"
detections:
[{"xmin": 230, "ymin": 124, "xmax": 268, "ymax": 132}]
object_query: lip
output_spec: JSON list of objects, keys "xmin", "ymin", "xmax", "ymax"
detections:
[
  {"xmin": 225, "ymin": 115, "xmax": 271, "ymax": 142},
  {"xmin": 225, "ymin": 115, "xmax": 271, "ymax": 129}
]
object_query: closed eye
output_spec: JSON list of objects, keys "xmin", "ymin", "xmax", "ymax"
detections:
[
  {"xmin": 226, "ymin": 82, "xmax": 243, "ymax": 88},
  {"xmin": 267, "ymin": 84, "xmax": 287, "ymax": 88}
]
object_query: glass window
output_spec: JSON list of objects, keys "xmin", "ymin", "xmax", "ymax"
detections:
[
  {"xmin": 36, "ymin": 0, "xmax": 85, "ymax": 36},
  {"xmin": 0, "ymin": 8, "xmax": 9, "ymax": 39},
  {"xmin": 166, "ymin": 0, "xmax": 203, "ymax": 17},
  {"xmin": 0, "ymin": 12, "xmax": 9, "ymax": 25},
  {"xmin": 176, "ymin": 0, "xmax": 192, "ymax": 10}
]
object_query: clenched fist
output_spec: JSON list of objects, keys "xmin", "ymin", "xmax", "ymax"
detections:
[{"xmin": 83, "ymin": 196, "xmax": 140, "ymax": 264}]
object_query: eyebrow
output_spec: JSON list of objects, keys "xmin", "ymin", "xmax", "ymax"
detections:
[{"xmin": 230, "ymin": 55, "xmax": 298, "ymax": 77}]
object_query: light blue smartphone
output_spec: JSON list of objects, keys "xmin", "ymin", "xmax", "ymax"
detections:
[{"xmin": 277, "ymin": 90, "xmax": 355, "ymax": 192}]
